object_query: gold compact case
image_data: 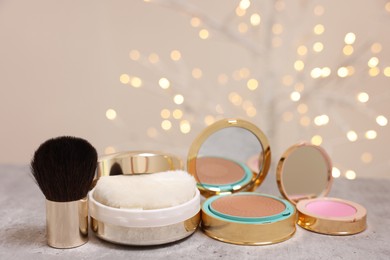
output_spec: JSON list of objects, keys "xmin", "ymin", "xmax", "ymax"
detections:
[
  {"xmin": 188, "ymin": 118, "xmax": 296, "ymax": 245},
  {"xmin": 89, "ymin": 151, "xmax": 201, "ymax": 246},
  {"xmin": 276, "ymin": 143, "xmax": 367, "ymax": 235}
]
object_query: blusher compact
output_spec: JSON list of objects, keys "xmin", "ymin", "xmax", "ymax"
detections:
[
  {"xmin": 188, "ymin": 119, "xmax": 296, "ymax": 245},
  {"xmin": 276, "ymin": 143, "xmax": 367, "ymax": 235}
]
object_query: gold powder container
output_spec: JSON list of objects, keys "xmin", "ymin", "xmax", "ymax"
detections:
[
  {"xmin": 89, "ymin": 151, "xmax": 201, "ymax": 246},
  {"xmin": 187, "ymin": 119, "xmax": 296, "ymax": 245}
]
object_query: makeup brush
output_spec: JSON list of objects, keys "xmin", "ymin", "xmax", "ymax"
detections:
[{"xmin": 31, "ymin": 136, "xmax": 97, "ymax": 249}]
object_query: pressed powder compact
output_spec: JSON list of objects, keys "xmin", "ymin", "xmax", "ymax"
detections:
[
  {"xmin": 89, "ymin": 151, "xmax": 201, "ymax": 246},
  {"xmin": 187, "ymin": 119, "xmax": 296, "ymax": 245},
  {"xmin": 276, "ymin": 143, "xmax": 367, "ymax": 235}
]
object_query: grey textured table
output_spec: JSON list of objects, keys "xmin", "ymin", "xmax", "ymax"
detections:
[{"xmin": 1, "ymin": 164, "xmax": 389, "ymax": 259}]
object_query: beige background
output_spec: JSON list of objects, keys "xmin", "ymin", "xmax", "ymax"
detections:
[{"xmin": 1, "ymin": 0, "xmax": 389, "ymax": 178}]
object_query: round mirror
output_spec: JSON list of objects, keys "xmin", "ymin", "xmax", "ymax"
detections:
[
  {"xmin": 187, "ymin": 119, "xmax": 271, "ymax": 197},
  {"xmin": 276, "ymin": 143, "xmax": 332, "ymax": 204}
]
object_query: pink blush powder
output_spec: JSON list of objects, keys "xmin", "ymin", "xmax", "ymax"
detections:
[{"xmin": 305, "ymin": 200, "xmax": 357, "ymax": 218}]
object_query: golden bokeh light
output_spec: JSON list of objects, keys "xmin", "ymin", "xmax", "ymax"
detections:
[
  {"xmin": 217, "ymin": 74, "xmax": 229, "ymax": 85},
  {"xmin": 376, "ymin": 115, "xmax": 388, "ymax": 126},
  {"xmin": 159, "ymin": 78, "xmax": 170, "ymax": 89},
  {"xmin": 300, "ymin": 116, "xmax": 311, "ymax": 127},
  {"xmin": 383, "ymin": 67, "xmax": 390, "ymax": 77},
  {"xmin": 239, "ymin": 0, "xmax": 251, "ymax": 10},
  {"xmin": 332, "ymin": 167, "xmax": 341, "ymax": 178},
  {"xmin": 297, "ymin": 103, "xmax": 308, "ymax": 114},
  {"xmin": 368, "ymin": 57, "xmax": 379, "ymax": 68},
  {"xmin": 148, "ymin": 53, "xmax": 159, "ymax": 64},
  {"xmin": 161, "ymin": 120, "xmax": 172, "ymax": 131},
  {"xmin": 130, "ymin": 77, "xmax": 142, "ymax": 88},
  {"xmin": 361, "ymin": 152, "xmax": 373, "ymax": 164},
  {"xmin": 120, "ymin": 74, "xmax": 130, "ymax": 84},
  {"xmin": 297, "ymin": 45, "xmax": 308, "ymax": 56},
  {"xmin": 369, "ymin": 67, "xmax": 380, "ymax": 77},
  {"xmin": 347, "ymin": 131, "xmax": 358, "ymax": 142},
  {"xmin": 314, "ymin": 5, "xmax": 325, "ymax": 16},
  {"xmin": 192, "ymin": 68, "xmax": 203, "ymax": 79},
  {"xmin": 129, "ymin": 50, "xmax": 140, "ymax": 61},
  {"xmin": 173, "ymin": 94, "xmax": 184, "ymax": 105},
  {"xmin": 290, "ymin": 91, "xmax": 301, "ymax": 102},
  {"xmin": 357, "ymin": 92, "xmax": 369, "ymax": 103},
  {"xmin": 365, "ymin": 130, "xmax": 377, "ymax": 140},
  {"xmin": 160, "ymin": 109, "xmax": 170, "ymax": 119},
  {"xmin": 371, "ymin": 43, "xmax": 382, "ymax": 54},
  {"xmin": 247, "ymin": 78, "xmax": 259, "ymax": 90},
  {"xmin": 314, "ymin": 115, "xmax": 329, "ymax": 126},
  {"xmin": 170, "ymin": 50, "xmax": 182, "ymax": 61},
  {"xmin": 311, "ymin": 67, "xmax": 322, "ymax": 79},
  {"xmin": 337, "ymin": 67, "xmax": 348, "ymax": 78},
  {"xmin": 204, "ymin": 115, "xmax": 215, "ymax": 126},
  {"xmin": 199, "ymin": 29, "xmax": 209, "ymax": 39},
  {"xmin": 272, "ymin": 23, "xmax": 283, "ymax": 35},
  {"xmin": 344, "ymin": 32, "xmax": 356, "ymax": 45},
  {"xmin": 345, "ymin": 170, "xmax": 356, "ymax": 180},
  {"xmin": 313, "ymin": 24, "xmax": 325, "ymax": 35},
  {"xmin": 238, "ymin": 22, "xmax": 249, "ymax": 33},
  {"xmin": 106, "ymin": 109, "xmax": 117, "ymax": 120},
  {"xmin": 311, "ymin": 135, "xmax": 323, "ymax": 145},
  {"xmin": 343, "ymin": 45, "xmax": 354, "ymax": 56},
  {"xmin": 294, "ymin": 60, "xmax": 305, "ymax": 71},
  {"xmin": 190, "ymin": 17, "xmax": 201, "ymax": 27},
  {"xmin": 250, "ymin": 13, "xmax": 261, "ymax": 26},
  {"xmin": 239, "ymin": 68, "xmax": 250, "ymax": 78},
  {"xmin": 172, "ymin": 109, "xmax": 183, "ymax": 119},
  {"xmin": 180, "ymin": 120, "xmax": 191, "ymax": 134},
  {"xmin": 313, "ymin": 42, "xmax": 324, "ymax": 52}
]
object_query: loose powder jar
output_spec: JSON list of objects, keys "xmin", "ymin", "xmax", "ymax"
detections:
[{"xmin": 89, "ymin": 152, "xmax": 201, "ymax": 245}]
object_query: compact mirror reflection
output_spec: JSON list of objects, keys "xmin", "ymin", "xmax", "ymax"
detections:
[
  {"xmin": 277, "ymin": 144, "xmax": 332, "ymax": 203},
  {"xmin": 195, "ymin": 126, "xmax": 263, "ymax": 193}
]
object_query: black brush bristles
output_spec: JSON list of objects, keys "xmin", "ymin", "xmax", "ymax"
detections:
[{"xmin": 30, "ymin": 136, "xmax": 98, "ymax": 202}]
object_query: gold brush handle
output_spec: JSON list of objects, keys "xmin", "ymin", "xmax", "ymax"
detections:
[{"xmin": 46, "ymin": 199, "xmax": 88, "ymax": 248}]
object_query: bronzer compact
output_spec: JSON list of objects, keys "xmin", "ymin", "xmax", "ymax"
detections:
[
  {"xmin": 276, "ymin": 143, "xmax": 367, "ymax": 235},
  {"xmin": 187, "ymin": 119, "xmax": 296, "ymax": 245},
  {"xmin": 89, "ymin": 152, "xmax": 201, "ymax": 245}
]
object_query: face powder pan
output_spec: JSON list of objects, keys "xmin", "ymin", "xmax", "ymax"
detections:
[
  {"xmin": 188, "ymin": 119, "xmax": 296, "ymax": 245},
  {"xmin": 277, "ymin": 143, "xmax": 367, "ymax": 235}
]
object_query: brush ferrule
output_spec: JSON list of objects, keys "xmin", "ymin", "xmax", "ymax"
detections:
[{"xmin": 46, "ymin": 199, "xmax": 88, "ymax": 248}]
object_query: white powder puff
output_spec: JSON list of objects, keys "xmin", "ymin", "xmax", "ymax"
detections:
[{"xmin": 93, "ymin": 170, "xmax": 196, "ymax": 210}]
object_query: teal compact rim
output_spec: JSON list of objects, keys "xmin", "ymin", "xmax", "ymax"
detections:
[
  {"xmin": 203, "ymin": 192, "xmax": 295, "ymax": 224},
  {"xmin": 197, "ymin": 157, "xmax": 253, "ymax": 192}
]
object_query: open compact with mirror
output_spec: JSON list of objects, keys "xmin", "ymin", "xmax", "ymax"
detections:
[
  {"xmin": 187, "ymin": 119, "xmax": 296, "ymax": 245},
  {"xmin": 276, "ymin": 143, "xmax": 367, "ymax": 235}
]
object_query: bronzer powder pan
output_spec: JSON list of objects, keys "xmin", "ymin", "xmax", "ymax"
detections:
[
  {"xmin": 187, "ymin": 119, "xmax": 296, "ymax": 245},
  {"xmin": 277, "ymin": 143, "xmax": 367, "ymax": 235},
  {"xmin": 202, "ymin": 193, "xmax": 295, "ymax": 245}
]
